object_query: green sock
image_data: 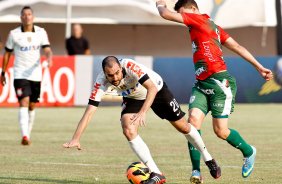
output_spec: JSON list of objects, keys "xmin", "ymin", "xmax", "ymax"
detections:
[
  {"xmin": 226, "ymin": 129, "xmax": 253, "ymax": 157},
  {"xmin": 188, "ymin": 130, "xmax": 201, "ymax": 171}
]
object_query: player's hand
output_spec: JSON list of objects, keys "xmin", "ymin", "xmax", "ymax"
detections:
[
  {"xmin": 63, "ymin": 140, "xmax": 82, "ymax": 150},
  {"xmin": 258, "ymin": 67, "xmax": 273, "ymax": 81},
  {"xmin": 130, "ymin": 112, "xmax": 146, "ymax": 127},
  {"xmin": 0, "ymin": 75, "xmax": 6, "ymax": 86}
]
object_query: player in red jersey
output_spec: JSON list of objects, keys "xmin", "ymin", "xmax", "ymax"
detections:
[{"xmin": 156, "ymin": 0, "xmax": 273, "ymax": 183}]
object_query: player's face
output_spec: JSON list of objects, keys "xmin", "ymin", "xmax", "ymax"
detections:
[
  {"xmin": 104, "ymin": 63, "xmax": 123, "ymax": 86},
  {"xmin": 21, "ymin": 9, "xmax": 34, "ymax": 26}
]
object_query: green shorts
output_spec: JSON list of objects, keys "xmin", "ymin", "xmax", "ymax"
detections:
[{"xmin": 188, "ymin": 71, "xmax": 237, "ymax": 118}]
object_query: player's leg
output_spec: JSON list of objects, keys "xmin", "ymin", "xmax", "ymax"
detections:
[
  {"xmin": 121, "ymin": 98, "xmax": 163, "ymax": 177},
  {"xmin": 28, "ymin": 81, "xmax": 41, "ymax": 138},
  {"xmin": 14, "ymin": 79, "xmax": 32, "ymax": 145},
  {"xmin": 210, "ymin": 72, "xmax": 256, "ymax": 178},
  {"xmin": 212, "ymin": 118, "xmax": 256, "ymax": 178},
  {"xmin": 187, "ymin": 86, "xmax": 210, "ymax": 183},
  {"xmin": 151, "ymin": 83, "xmax": 220, "ymax": 182}
]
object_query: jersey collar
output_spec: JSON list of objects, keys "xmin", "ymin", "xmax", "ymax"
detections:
[{"xmin": 21, "ymin": 25, "xmax": 35, "ymax": 32}]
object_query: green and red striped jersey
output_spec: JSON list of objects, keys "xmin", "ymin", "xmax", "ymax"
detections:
[{"xmin": 181, "ymin": 13, "xmax": 230, "ymax": 80}]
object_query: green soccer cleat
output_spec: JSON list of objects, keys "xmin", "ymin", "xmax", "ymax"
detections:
[
  {"xmin": 190, "ymin": 170, "xmax": 203, "ymax": 184},
  {"xmin": 242, "ymin": 146, "xmax": 256, "ymax": 178}
]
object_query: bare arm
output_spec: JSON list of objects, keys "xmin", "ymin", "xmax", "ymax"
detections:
[
  {"xmin": 43, "ymin": 46, "xmax": 53, "ymax": 67},
  {"xmin": 1, "ymin": 51, "xmax": 12, "ymax": 86},
  {"xmin": 63, "ymin": 105, "xmax": 98, "ymax": 150},
  {"xmin": 156, "ymin": 0, "xmax": 183, "ymax": 23},
  {"xmin": 130, "ymin": 79, "xmax": 158, "ymax": 126},
  {"xmin": 223, "ymin": 37, "xmax": 273, "ymax": 81}
]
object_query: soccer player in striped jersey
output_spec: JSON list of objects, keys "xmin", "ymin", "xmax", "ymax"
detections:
[
  {"xmin": 63, "ymin": 56, "xmax": 221, "ymax": 184},
  {"xmin": 0, "ymin": 6, "xmax": 53, "ymax": 145},
  {"xmin": 156, "ymin": 0, "xmax": 273, "ymax": 183}
]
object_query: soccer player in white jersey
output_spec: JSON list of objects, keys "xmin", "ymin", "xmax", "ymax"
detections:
[
  {"xmin": 63, "ymin": 56, "xmax": 221, "ymax": 184},
  {"xmin": 0, "ymin": 6, "xmax": 53, "ymax": 145}
]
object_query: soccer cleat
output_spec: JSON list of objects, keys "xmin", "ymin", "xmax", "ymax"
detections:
[
  {"xmin": 205, "ymin": 159, "xmax": 221, "ymax": 179},
  {"xmin": 144, "ymin": 172, "xmax": 166, "ymax": 184},
  {"xmin": 190, "ymin": 170, "xmax": 203, "ymax": 184},
  {"xmin": 21, "ymin": 136, "xmax": 31, "ymax": 146},
  {"xmin": 242, "ymin": 146, "xmax": 256, "ymax": 178}
]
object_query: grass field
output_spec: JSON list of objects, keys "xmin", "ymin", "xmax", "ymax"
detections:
[{"xmin": 0, "ymin": 104, "xmax": 282, "ymax": 184}]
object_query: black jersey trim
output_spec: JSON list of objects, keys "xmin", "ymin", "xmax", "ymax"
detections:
[
  {"xmin": 5, "ymin": 47, "xmax": 13, "ymax": 52},
  {"xmin": 42, "ymin": 45, "xmax": 50, "ymax": 49},
  {"xmin": 138, "ymin": 74, "xmax": 149, "ymax": 84},
  {"xmin": 88, "ymin": 99, "xmax": 100, "ymax": 107}
]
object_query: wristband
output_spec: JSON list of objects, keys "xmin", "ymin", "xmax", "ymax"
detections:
[{"xmin": 1, "ymin": 71, "xmax": 5, "ymax": 76}]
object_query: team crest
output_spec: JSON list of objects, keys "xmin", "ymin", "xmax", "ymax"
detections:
[
  {"xmin": 27, "ymin": 36, "xmax": 32, "ymax": 42},
  {"xmin": 189, "ymin": 95, "xmax": 196, "ymax": 104},
  {"xmin": 16, "ymin": 88, "xmax": 23, "ymax": 97}
]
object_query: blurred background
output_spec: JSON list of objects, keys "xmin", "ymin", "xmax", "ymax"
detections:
[{"xmin": 1, "ymin": 0, "xmax": 282, "ymax": 106}]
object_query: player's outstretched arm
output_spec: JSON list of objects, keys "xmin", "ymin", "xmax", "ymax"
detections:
[
  {"xmin": 63, "ymin": 105, "xmax": 98, "ymax": 150},
  {"xmin": 156, "ymin": 0, "xmax": 183, "ymax": 23},
  {"xmin": 223, "ymin": 37, "xmax": 273, "ymax": 81}
]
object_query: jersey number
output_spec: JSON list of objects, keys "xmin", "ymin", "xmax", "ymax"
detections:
[{"xmin": 170, "ymin": 99, "xmax": 180, "ymax": 112}]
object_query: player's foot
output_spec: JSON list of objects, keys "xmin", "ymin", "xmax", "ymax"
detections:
[
  {"xmin": 205, "ymin": 159, "xmax": 221, "ymax": 179},
  {"xmin": 21, "ymin": 136, "xmax": 31, "ymax": 146},
  {"xmin": 242, "ymin": 146, "xmax": 256, "ymax": 178},
  {"xmin": 190, "ymin": 170, "xmax": 203, "ymax": 184},
  {"xmin": 144, "ymin": 172, "xmax": 166, "ymax": 184}
]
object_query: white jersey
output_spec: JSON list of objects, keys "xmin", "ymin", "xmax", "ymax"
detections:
[
  {"xmin": 89, "ymin": 58, "xmax": 163, "ymax": 103},
  {"xmin": 5, "ymin": 25, "xmax": 50, "ymax": 81}
]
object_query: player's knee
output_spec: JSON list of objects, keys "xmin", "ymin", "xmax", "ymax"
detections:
[
  {"xmin": 188, "ymin": 114, "xmax": 201, "ymax": 128},
  {"xmin": 214, "ymin": 129, "xmax": 229, "ymax": 139},
  {"xmin": 122, "ymin": 127, "xmax": 137, "ymax": 140}
]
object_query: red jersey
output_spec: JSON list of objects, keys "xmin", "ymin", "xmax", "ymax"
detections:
[{"xmin": 181, "ymin": 13, "xmax": 230, "ymax": 80}]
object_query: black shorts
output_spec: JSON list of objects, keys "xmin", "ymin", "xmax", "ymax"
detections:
[
  {"xmin": 121, "ymin": 83, "xmax": 185, "ymax": 121},
  {"xmin": 14, "ymin": 79, "xmax": 41, "ymax": 102}
]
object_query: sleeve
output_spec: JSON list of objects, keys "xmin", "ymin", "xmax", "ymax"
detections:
[
  {"xmin": 40, "ymin": 28, "xmax": 50, "ymax": 48},
  {"xmin": 181, "ymin": 13, "xmax": 197, "ymax": 26},
  {"xmin": 218, "ymin": 26, "xmax": 230, "ymax": 44},
  {"xmin": 5, "ymin": 32, "xmax": 14, "ymax": 52},
  {"xmin": 88, "ymin": 74, "xmax": 107, "ymax": 106}
]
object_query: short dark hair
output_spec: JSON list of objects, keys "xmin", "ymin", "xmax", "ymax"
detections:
[
  {"xmin": 174, "ymin": 0, "xmax": 198, "ymax": 11},
  {"xmin": 21, "ymin": 6, "xmax": 33, "ymax": 15},
  {"xmin": 102, "ymin": 56, "xmax": 120, "ymax": 71}
]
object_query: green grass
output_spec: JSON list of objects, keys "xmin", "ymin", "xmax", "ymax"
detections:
[{"xmin": 0, "ymin": 104, "xmax": 282, "ymax": 183}]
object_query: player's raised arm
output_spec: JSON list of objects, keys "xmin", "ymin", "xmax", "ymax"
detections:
[
  {"xmin": 223, "ymin": 37, "xmax": 273, "ymax": 81},
  {"xmin": 63, "ymin": 105, "xmax": 98, "ymax": 150},
  {"xmin": 156, "ymin": 0, "xmax": 183, "ymax": 23}
]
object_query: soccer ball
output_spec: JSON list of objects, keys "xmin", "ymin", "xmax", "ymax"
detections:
[{"xmin": 126, "ymin": 161, "xmax": 150, "ymax": 184}]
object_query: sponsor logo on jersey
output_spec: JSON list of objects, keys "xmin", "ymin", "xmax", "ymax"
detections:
[
  {"xmin": 202, "ymin": 41, "xmax": 216, "ymax": 62},
  {"xmin": 90, "ymin": 82, "xmax": 101, "ymax": 100},
  {"xmin": 192, "ymin": 41, "xmax": 198, "ymax": 53},
  {"xmin": 20, "ymin": 45, "xmax": 40, "ymax": 52},
  {"xmin": 212, "ymin": 103, "xmax": 223, "ymax": 107},
  {"xmin": 195, "ymin": 67, "xmax": 206, "ymax": 76},
  {"xmin": 126, "ymin": 61, "xmax": 144, "ymax": 78},
  {"xmin": 199, "ymin": 87, "xmax": 215, "ymax": 95}
]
